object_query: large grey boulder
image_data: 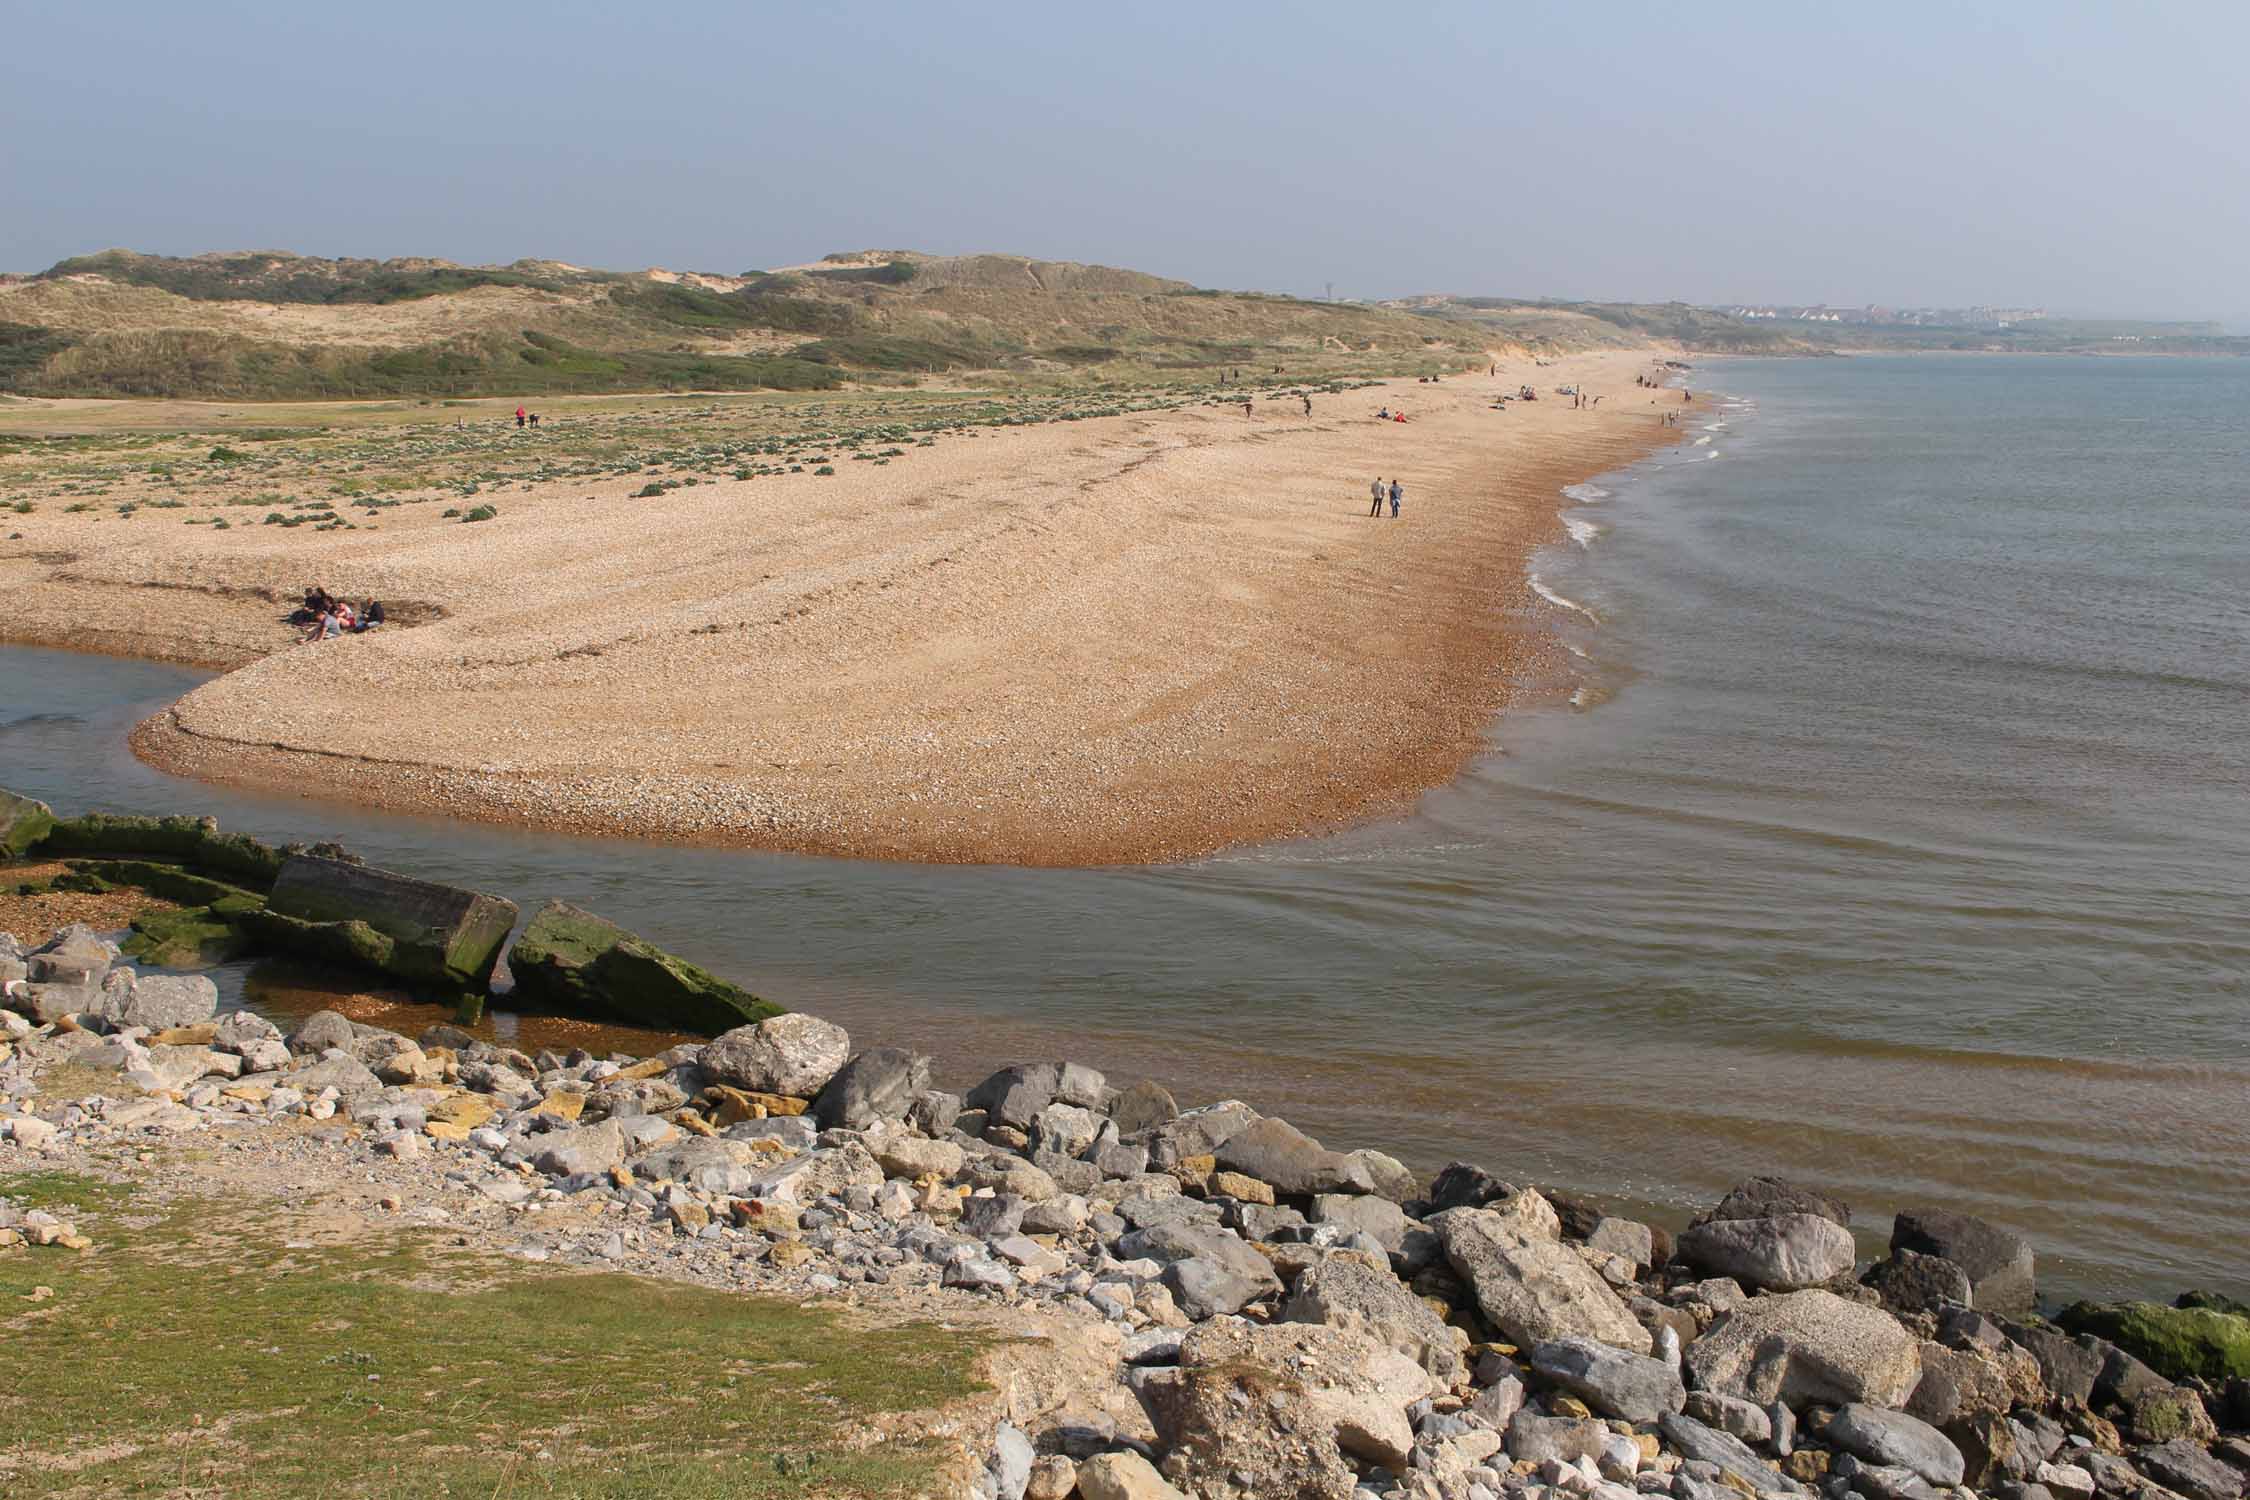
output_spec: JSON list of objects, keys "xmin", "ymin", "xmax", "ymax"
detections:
[
  {"xmin": 2135, "ymin": 1439, "xmax": 2246, "ymax": 1500},
  {"xmin": 967, "ymin": 1064, "xmax": 1063, "ymax": 1129},
  {"xmin": 1677, "ymin": 1212, "xmax": 1859, "ymax": 1291},
  {"xmin": 96, "ymin": 973, "xmax": 220, "ymax": 1031},
  {"xmin": 632, "ymin": 1139, "xmax": 760, "ymax": 1196},
  {"xmin": 700, "ymin": 1013, "xmax": 850, "ymax": 1097},
  {"xmin": 1685, "ymin": 1289, "xmax": 1922, "ymax": 1409},
  {"xmin": 1108, "ymin": 1078, "xmax": 1178, "ymax": 1135},
  {"xmin": 284, "ymin": 1053, "xmax": 383, "ymax": 1099},
  {"xmin": 1827, "ymin": 1404, "xmax": 1966, "ymax": 1487},
  {"xmin": 1864, "ymin": 1249, "xmax": 1975, "ymax": 1315},
  {"xmin": 1282, "ymin": 1254, "xmax": 1463, "ymax": 1382},
  {"xmin": 812, "ymin": 1047, "xmax": 930, "ymax": 1130},
  {"xmin": 1890, "ymin": 1211, "xmax": 2035, "ymax": 1315},
  {"xmin": 1997, "ymin": 1319, "xmax": 2104, "ymax": 1406},
  {"xmin": 1147, "ymin": 1100, "xmax": 1257, "ymax": 1163},
  {"xmin": 1658, "ymin": 1413, "xmax": 1806, "ymax": 1495},
  {"xmin": 1529, "ymin": 1335, "xmax": 1687, "ymax": 1424},
  {"xmin": 288, "ymin": 1009, "xmax": 357, "ymax": 1055},
  {"xmin": 1213, "ymin": 1116, "xmax": 1374, "ymax": 1196},
  {"xmin": 1309, "ymin": 1193, "xmax": 1412, "ymax": 1254},
  {"xmin": 529, "ymin": 1120, "xmax": 627, "ymax": 1177},
  {"xmin": 1435, "ymin": 1205, "xmax": 1652, "ymax": 1354},
  {"xmin": 1117, "ymin": 1222, "xmax": 1280, "ymax": 1318}
]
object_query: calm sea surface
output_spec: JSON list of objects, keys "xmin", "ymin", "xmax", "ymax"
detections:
[{"xmin": 4, "ymin": 354, "xmax": 2245, "ymax": 1301}]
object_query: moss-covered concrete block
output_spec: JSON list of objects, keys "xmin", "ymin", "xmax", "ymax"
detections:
[
  {"xmin": 1, "ymin": 789, "xmax": 57, "ymax": 858},
  {"xmin": 507, "ymin": 900, "xmax": 780, "ymax": 1035},
  {"xmin": 64, "ymin": 859, "xmax": 266, "ymax": 910},
  {"xmin": 262, "ymin": 855, "xmax": 516, "ymax": 995},
  {"xmin": 123, "ymin": 905, "xmax": 249, "ymax": 967},
  {"xmin": 2058, "ymin": 1299, "xmax": 2250, "ymax": 1383},
  {"xmin": 40, "ymin": 812, "xmax": 283, "ymax": 889}
]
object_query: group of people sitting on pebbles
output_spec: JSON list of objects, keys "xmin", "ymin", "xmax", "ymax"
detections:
[{"xmin": 291, "ymin": 586, "xmax": 385, "ymax": 644}]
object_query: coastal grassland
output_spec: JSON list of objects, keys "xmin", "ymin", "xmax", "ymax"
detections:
[
  {"xmin": 0, "ymin": 247, "xmax": 1489, "ymax": 400},
  {"xmin": 0, "ymin": 1168, "xmax": 988, "ymax": 1498},
  {"xmin": 0, "ymin": 371, "xmax": 1384, "ymax": 530}
]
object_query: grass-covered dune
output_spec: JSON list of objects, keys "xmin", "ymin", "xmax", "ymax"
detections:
[{"xmin": 0, "ymin": 247, "xmax": 1498, "ymax": 400}]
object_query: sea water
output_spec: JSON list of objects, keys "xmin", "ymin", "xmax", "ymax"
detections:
[{"xmin": 5, "ymin": 354, "xmax": 2245, "ymax": 1299}]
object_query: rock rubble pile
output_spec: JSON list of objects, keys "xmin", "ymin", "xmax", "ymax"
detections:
[{"xmin": 5, "ymin": 922, "xmax": 2247, "ymax": 1500}]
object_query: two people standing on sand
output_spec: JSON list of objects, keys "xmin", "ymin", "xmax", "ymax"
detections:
[{"xmin": 1369, "ymin": 477, "xmax": 1402, "ymax": 518}]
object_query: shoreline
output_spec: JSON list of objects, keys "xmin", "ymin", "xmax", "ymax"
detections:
[
  {"xmin": 7, "ymin": 910, "xmax": 2245, "ymax": 1498},
  {"xmin": 5, "ymin": 352, "xmax": 1687, "ymax": 866}
]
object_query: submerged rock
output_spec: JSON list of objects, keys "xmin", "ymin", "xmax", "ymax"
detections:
[{"xmin": 506, "ymin": 900, "xmax": 778, "ymax": 1035}]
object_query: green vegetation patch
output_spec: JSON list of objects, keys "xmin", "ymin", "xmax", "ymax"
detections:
[{"xmin": 0, "ymin": 1170, "xmax": 987, "ymax": 1498}]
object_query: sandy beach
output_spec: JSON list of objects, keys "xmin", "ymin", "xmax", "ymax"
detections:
[{"xmin": 2, "ymin": 351, "xmax": 1680, "ymax": 863}]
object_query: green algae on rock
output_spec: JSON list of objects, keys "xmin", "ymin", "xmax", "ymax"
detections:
[
  {"xmin": 37, "ymin": 811, "xmax": 284, "ymax": 888},
  {"xmin": 1, "ymin": 789, "xmax": 57, "ymax": 857},
  {"xmin": 2057, "ymin": 1298, "xmax": 2250, "ymax": 1383},
  {"xmin": 507, "ymin": 899, "xmax": 780, "ymax": 1035},
  {"xmin": 256, "ymin": 854, "xmax": 516, "ymax": 996}
]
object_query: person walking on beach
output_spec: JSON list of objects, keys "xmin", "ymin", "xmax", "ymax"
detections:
[
  {"xmin": 1303, "ymin": 394, "xmax": 1312, "ymax": 416},
  {"xmin": 1388, "ymin": 478, "xmax": 1402, "ymax": 518},
  {"xmin": 1370, "ymin": 477, "xmax": 1386, "ymax": 517}
]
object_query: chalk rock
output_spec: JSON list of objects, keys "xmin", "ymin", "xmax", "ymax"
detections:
[
  {"xmin": 102, "ymin": 974, "xmax": 220, "ymax": 1031},
  {"xmin": 1677, "ymin": 1212, "xmax": 1859, "ymax": 1291},
  {"xmin": 701, "ymin": 1013, "xmax": 850, "ymax": 1098},
  {"xmin": 529, "ymin": 1119, "xmax": 627, "ymax": 1177},
  {"xmin": 1685, "ymin": 1289, "xmax": 1922, "ymax": 1409},
  {"xmin": 1434, "ymin": 1205, "xmax": 1652, "ymax": 1354},
  {"xmin": 1138, "ymin": 1320, "xmax": 1432, "ymax": 1499},
  {"xmin": 1075, "ymin": 1451, "xmax": 1184, "ymax": 1500},
  {"xmin": 1282, "ymin": 1253, "xmax": 1463, "ymax": 1381}
]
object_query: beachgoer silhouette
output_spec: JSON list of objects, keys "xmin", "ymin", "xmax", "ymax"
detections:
[
  {"xmin": 1303, "ymin": 395, "xmax": 1312, "ymax": 416},
  {"xmin": 1389, "ymin": 479, "xmax": 1402, "ymax": 518},
  {"xmin": 1370, "ymin": 477, "xmax": 1385, "ymax": 518},
  {"xmin": 1244, "ymin": 400, "xmax": 1253, "ymax": 417}
]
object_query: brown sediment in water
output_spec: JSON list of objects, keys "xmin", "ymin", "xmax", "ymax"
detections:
[
  {"xmin": 5, "ymin": 352, "xmax": 1682, "ymax": 865},
  {"xmin": 240, "ymin": 956, "xmax": 698, "ymax": 1057}
]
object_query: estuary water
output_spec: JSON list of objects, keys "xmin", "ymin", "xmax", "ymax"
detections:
[{"xmin": 4, "ymin": 354, "xmax": 2245, "ymax": 1301}]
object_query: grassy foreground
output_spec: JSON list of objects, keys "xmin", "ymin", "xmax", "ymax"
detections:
[{"xmin": 0, "ymin": 1169, "xmax": 987, "ymax": 1498}]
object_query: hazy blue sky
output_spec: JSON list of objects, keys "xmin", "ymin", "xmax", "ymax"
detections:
[{"xmin": 6, "ymin": 2, "xmax": 2245, "ymax": 319}]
